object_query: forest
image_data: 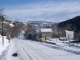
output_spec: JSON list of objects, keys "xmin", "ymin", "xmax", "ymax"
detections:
[{"xmin": 58, "ymin": 16, "xmax": 80, "ymax": 33}]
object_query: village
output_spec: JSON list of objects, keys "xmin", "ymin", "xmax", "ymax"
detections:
[
  {"xmin": 0, "ymin": 13, "xmax": 80, "ymax": 60},
  {"xmin": 24, "ymin": 21, "xmax": 80, "ymax": 44},
  {"xmin": 0, "ymin": 0, "xmax": 80, "ymax": 59},
  {"xmin": 0, "ymin": 20, "xmax": 80, "ymax": 46}
]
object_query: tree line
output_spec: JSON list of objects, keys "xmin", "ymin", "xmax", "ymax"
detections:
[
  {"xmin": 58, "ymin": 16, "xmax": 80, "ymax": 33},
  {"xmin": 0, "ymin": 8, "xmax": 26, "ymax": 38}
]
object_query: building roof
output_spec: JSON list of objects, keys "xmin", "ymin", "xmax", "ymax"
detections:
[{"xmin": 41, "ymin": 28, "xmax": 52, "ymax": 32}]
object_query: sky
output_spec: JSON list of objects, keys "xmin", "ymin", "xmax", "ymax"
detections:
[{"xmin": 0, "ymin": 0, "xmax": 80, "ymax": 22}]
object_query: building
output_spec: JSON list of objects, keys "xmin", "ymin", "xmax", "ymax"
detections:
[
  {"xmin": 27, "ymin": 21, "xmax": 53, "ymax": 28},
  {"xmin": 24, "ymin": 21, "xmax": 53, "ymax": 40},
  {"xmin": 36, "ymin": 28, "xmax": 53, "ymax": 39}
]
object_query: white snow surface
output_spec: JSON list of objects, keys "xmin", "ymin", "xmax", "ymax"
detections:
[
  {"xmin": 0, "ymin": 35, "xmax": 9, "ymax": 56},
  {"xmin": 46, "ymin": 38, "xmax": 80, "ymax": 52},
  {"xmin": 36, "ymin": 28, "xmax": 52, "ymax": 33},
  {"xmin": 1, "ymin": 38, "xmax": 80, "ymax": 60},
  {"xmin": 9, "ymin": 24, "xmax": 14, "ymax": 27},
  {"xmin": 41, "ymin": 28, "xmax": 52, "ymax": 32}
]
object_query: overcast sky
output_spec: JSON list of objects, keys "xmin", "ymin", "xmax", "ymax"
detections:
[{"xmin": 0, "ymin": 0, "xmax": 80, "ymax": 22}]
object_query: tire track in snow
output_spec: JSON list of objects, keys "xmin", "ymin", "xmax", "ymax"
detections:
[
  {"xmin": 19, "ymin": 41, "xmax": 44, "ymax": 60},
  {"xmin": 29, "ymin": 40, "xmax": 80, "ymax": 55},
  {"xmin": 19, "ymin": 40, "xmax": 55, "ymax": 60},
  {"xmin": 15, "ymin": 41, "xmax": 23, "ymax": 60},
  {"xmin": 21, "ymin": 45, "xmax": 33, "ymax": 60},
  {"xmin": 16, "ymin": 40, "xmax": 33, "ymax": 60}
]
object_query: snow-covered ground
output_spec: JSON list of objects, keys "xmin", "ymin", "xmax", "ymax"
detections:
[
  {"xmin": 45, "ymin": 38, "xmax": 79, "ymax": 47},
  {"xmin": 0, "ymin": 38, "xmax": 80, "ymax": 60},
  {"xmin": 0, "ymin": 35, "xmax": 10, "ymax": 56},
  {"xmin": 45, "ymin": 38, "xmax": 80, "ymax": 54}
]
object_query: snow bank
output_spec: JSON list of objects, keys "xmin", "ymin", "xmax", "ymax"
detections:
[
  {"xmin": 0, "ymin": 35, "xmax": 9, "ymax": 56},
  {"xmin": 44, "ymin": 38, "xmax": 80, "ymax": 55}
]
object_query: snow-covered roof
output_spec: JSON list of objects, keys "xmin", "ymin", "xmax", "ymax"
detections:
[
  {"xmin": 41, "ymin": 28, "xmax": 52, "ymax": 32},
  {"xmin": 9, "ymin": 24, "xmax": 14, "ymax": 27},
  {"xmin": 34, "ymin": 25, "xmax": 38, "ymax": 26},
  {"xmin": 1, "ymin": 21, "xmax": 9, "ymax": 24}
]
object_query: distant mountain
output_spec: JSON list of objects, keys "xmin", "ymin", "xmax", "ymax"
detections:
[{"xmin": 58, "ymin": 16, "xmax": 80, "ymax": 32}]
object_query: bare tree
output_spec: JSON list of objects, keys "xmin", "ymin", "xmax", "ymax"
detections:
[{"xmin": 11, "ymin": 21, "xmax": 25, "ymax": 38}]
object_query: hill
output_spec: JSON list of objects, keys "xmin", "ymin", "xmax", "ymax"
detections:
[{"xmin": 58, "ymin": 16, "xmax": 80, "ymax": 33}]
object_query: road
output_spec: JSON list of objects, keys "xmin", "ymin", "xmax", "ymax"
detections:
[{"xmin": 1, "ymin": 39, "xmax": 80, "ymax": 60}]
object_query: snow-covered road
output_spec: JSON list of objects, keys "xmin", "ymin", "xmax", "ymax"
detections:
[{"xmin": 1, "ymin": 39, "xmax": 80, "ymax": 60}]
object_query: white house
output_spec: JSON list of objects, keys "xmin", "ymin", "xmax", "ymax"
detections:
[{"xmin": 36, "ymin": 28, "xmax": 53, "ymax": 38}]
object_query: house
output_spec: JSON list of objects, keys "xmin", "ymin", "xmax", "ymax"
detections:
[
  {"xmin": 36, "ymin": 28, "xmax": 53, "ymax": 40},
  {"xmin": 27, "ymin": 21, "xmax": 53, "ymax": 28},
  {"xmin": 65, "ymin": 30, "xmax": 74, "ymax": 39},
  {"xmin": 24, "ymin": 21, "xmax": 53, "ymax": 40}
]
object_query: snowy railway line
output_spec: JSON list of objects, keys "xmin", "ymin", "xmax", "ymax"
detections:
[{"xmin": 1, "ymin": 39, "xmax": 80, "ymax": 60}]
